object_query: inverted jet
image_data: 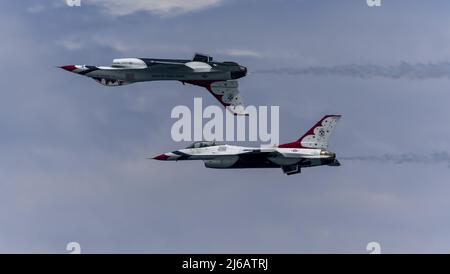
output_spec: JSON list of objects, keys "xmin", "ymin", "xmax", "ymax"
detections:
[
  {"xmin": 60, "ymin": 53, "xmax": 248, "ymax": 115},
  {"xmin": 153, "ymin": 115, "xmax": 342, "ymax": 175}
]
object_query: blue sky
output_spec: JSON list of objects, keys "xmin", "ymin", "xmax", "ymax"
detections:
[{"xmin": 1, "ymin": 0, "xmax": 450, "ymax": 253}]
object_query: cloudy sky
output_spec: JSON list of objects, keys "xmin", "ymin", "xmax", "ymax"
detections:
[{"xmin": 2, "ymin": 0, "xmax": 450, "ymax": 253}]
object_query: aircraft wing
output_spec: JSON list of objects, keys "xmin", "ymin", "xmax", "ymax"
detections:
[
  {"xmin": 243, "ymin": 147, "xmax": 278, "ymax": 154},
  {"xmin": 240, "ymin": 148, "xmax": 282, "ymax": 158},
  {"xmin": 148, "ymin": 60, "xmax": 193, "ymax": 67},
  {"xmin": 184, "ymin": 80, "xmax": 247, "ymax": 116}
]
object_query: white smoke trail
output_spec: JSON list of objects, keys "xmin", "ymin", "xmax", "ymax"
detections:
[
  {"xmin": 255, "ymin": 62, "xmax": 450, "ymax": 79},
  {"xmin": 341, "ymin": 152, "xmax": 450, "ymax": 168}
]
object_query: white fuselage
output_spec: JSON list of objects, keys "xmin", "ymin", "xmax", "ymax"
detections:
[
  {"xmin": 158, "ymin": 144, "xmax": 336, "ymax": 169},
  {"xmin": 89, "ymin": 66, "xmax": 233, "ymax": 83}
]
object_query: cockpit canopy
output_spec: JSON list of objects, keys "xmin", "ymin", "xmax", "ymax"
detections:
[
  {"xmin": 192, "ymin": 53, "xmax": 213, "ymax": 63},
  {"xmin": 186, "ymin": 141, "xmax": 221, "ymax": 149}
]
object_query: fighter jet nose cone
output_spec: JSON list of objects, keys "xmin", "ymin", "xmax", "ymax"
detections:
[
  {"xmin": 60, "ymin": 65, "xmax": 77, "ymax": 72},
  {"xmin": 231, "ymin": 66, "xmax": 248, "ymax": 79},
  {"xmin": 153, "ymin": 154, "xmax": 169, "ymax": 161}
]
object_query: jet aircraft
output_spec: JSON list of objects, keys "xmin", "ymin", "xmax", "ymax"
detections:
[
  {"xmin": 153, "ymin": 115, "xmax": 342, "ymax": 175},
  {"xmin": 60, "ymin": 53, "xmax": 248, "ymax": 115}
]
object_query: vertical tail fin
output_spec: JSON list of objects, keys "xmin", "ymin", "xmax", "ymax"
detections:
[{"xmin": 278, "ymin": 115, "xmax": 341, "ymax": 149}]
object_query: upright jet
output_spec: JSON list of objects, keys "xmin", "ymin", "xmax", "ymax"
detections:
[
  {"xmin": 60, "ymin": 53, "xmax": 248, "ymax": 115},
  {"xmin": 153, "ymin": 115, "xmax": 342, "ymax": 175}
]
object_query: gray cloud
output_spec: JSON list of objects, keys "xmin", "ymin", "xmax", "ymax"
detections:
[
  {"xmin": 254, "ymin": 62, "xmax": 450, "ymax": 80},
  {"xmin": 341, "ymin": 152, "xmax": 450, "ymax": 167},
  {"xmin": 88, "ymin": 0, "xmax": 223, "ymax": 16}
]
